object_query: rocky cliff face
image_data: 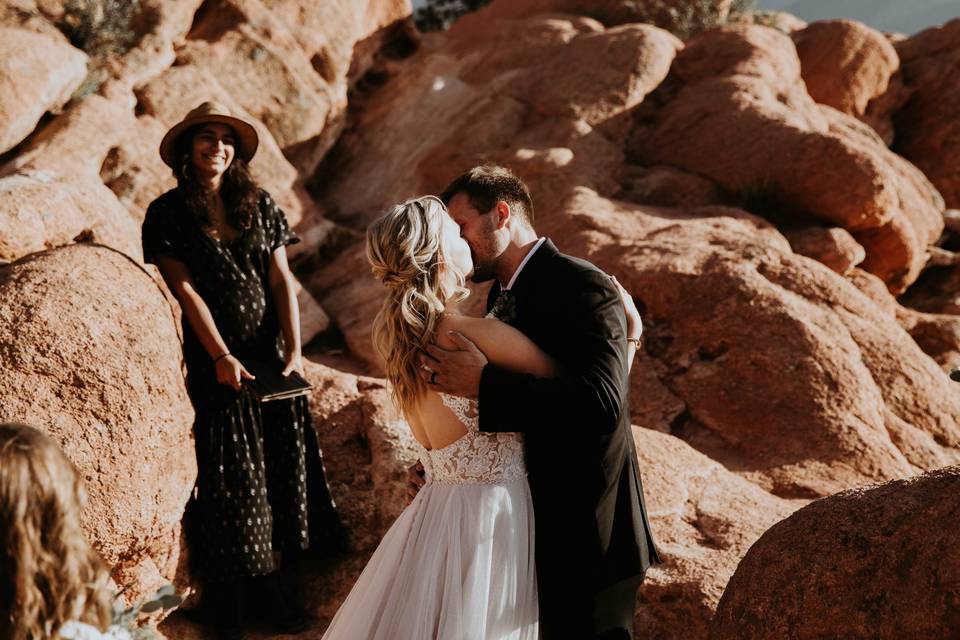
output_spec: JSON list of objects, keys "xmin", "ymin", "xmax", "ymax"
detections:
[{"xmin": 1, "ymin": 0, "xmax": 958, "ymax": 637}]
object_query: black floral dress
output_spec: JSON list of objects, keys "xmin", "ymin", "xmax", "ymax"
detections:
[{"xmin": 142, "ymin": 187, "xmax": 344, "ymax": 580}]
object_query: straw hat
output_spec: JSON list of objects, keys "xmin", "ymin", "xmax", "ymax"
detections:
[{"xmin": 159, "ymin": 101, "xmax": 259, "ymax": 168}]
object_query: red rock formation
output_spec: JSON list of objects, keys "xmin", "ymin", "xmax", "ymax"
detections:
[
  {"xmin": 0, "ymin": 170, "xmax": 141, "ymax": 262},
  {"xmin": 633, "ymin": 428, "xmax": 799, "ymax": 639},
  {"xmin": 793, "ymin": 20, "xmax": 899, "ymax": 122},
  {"xmin": 894, "ymin": 18, "xmax": 960, "ymax": 208},
  {"xmin": 0, "ymin": 244, "xmax": 196, "ymax": 602},
  {"xmin": 710, "ymin": 466, "xmax": 960, "ymax": 640},
  {"xmin": 630, "ymin": 25, "xmax": 944, "ymax": 293},
  {"xmin": 783, "ymin": 226, "xmax": 866, "ymax": 275},
  {"xmin": 0, "ymin": 26, "xmax": 87, "ymax": 154}
]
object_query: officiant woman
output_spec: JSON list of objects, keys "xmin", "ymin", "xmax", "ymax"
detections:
[{"xmin": 142, "ymin": 102, "xmax": 345, "ymax": 639}]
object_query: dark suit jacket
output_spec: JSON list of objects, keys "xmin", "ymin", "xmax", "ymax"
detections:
[{"xmin": 479, "ymin": 239, "xmax": 661, "ymax": 595}]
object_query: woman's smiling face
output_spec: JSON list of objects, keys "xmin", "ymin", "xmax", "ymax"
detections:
[{"xmin": 190, "ymin": 123, "xmax": 236, "ymax": 180}]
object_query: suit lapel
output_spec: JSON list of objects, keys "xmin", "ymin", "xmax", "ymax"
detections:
[{"xmin": 508, "ymin": 238, "xmax": 557, "ymax": 302}]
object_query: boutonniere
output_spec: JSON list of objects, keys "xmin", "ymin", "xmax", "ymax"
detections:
[{"xmin": 485, "ymin": 290, "xmax": 517, "ymax": 324}]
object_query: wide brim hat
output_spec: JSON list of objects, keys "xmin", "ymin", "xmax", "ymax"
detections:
[{"xmin": 159, "ymin": 101, "xmax": 259, "ymax": 168}]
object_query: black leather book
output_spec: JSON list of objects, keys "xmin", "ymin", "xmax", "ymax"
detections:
[{"xmin": 242, "ymin": 358, "xmax": 312, "ymax": 402}]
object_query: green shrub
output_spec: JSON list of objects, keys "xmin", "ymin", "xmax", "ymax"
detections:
[
  {"xmin": 414, "ymin": 0, "xmax": 493, "ymax": 32},
  {"xmin": 414, "ymin": 0, "xmax": 757, "ymax": 38},
  {"xmin": 58, "ymin": 0, "xmax": 142, "ymax": 58}
]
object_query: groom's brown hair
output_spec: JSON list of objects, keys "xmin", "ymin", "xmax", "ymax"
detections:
[{"xmin": 441, "ymin": 165, "xmax": 535, "ymax": 227}]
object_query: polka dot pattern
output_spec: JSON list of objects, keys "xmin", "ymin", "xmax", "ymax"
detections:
[{"xmin": 142, "ymin": 187, "xmax": 344, "ymax": 579}]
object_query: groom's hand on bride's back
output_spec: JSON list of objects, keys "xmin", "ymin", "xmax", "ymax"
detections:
[
  {"xmin": 406, "ymin": 461, "xmax": 426, "ymax": 503},
  {"xmin": 418, "ymin": 331, "xmax": 487, "ymax": 399}
]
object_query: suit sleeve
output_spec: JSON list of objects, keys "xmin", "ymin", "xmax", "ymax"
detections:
[{"xmin": 478, "ymin": 270, "xmax": 629, "ymax": 436}]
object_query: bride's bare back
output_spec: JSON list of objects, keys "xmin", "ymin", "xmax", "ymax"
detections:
[{"xmin": 405, "ymin": 314, "xmax": 560, "ymax": 451}]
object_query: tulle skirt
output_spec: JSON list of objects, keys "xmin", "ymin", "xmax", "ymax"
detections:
[{"xmin": 322, "ymin": 478, "xmax": 539, "ymax": 639}]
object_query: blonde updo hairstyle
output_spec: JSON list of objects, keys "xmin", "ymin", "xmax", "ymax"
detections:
[
  {"xmin": 0, "ymin": 423, "xmax": 113, "ymax": 640},
  {"xmin": 366, "ymin": 196, "xmax": 470, "ymax": 414}
]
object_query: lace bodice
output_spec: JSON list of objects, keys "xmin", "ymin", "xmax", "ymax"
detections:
[{"xmin": 418, "ymin": 394, "xmax": 526, "ymax": 485}]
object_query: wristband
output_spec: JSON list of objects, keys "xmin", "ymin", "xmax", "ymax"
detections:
[{"xmin": 213, "ymin": 352, "xmax": 231, "ymax": 363}]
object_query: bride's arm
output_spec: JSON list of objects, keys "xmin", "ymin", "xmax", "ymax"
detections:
[{"xmin": 437, "ymin": 316, "xmax": 561, "ymax": 379}]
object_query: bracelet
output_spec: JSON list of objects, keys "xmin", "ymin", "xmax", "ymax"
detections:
[
  {"xmin": 626, "ymin": 337, "xmax": 642, "ymax": 348},
  {"xmin": 213, "ymin": 352, "xmax": 231, "ymax": 363}
]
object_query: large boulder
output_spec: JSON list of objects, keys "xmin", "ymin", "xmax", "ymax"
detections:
[
  {"xmin": 893, "ymin": 18, "xmax": 960, "ymax": 208},
  {"xmin": 0, "ymin": 26, "xmax": 87, "ymax": 154},
  {"xmin": 311, "ymin": 11, "xmax": 680, "ymax": 229},
  {"xmin": 634, "ymin": 428, "xmax": 798, "ymax": 639},
  {"xmin": 710, "ymin": 466, "xmax": 960, "ymax": 639},
  {"xmin": 630, "ymin": 25, "xmax": 944, "ymax": 293},
  {"xmin": 792, "ymin": 20, "xmax": 899, "ymax": 122},
  {"xmin": 174, "ymin": 0, "xmax": 412, "ymax": 176},
  {"xmin": 558, "ymin": 188, "xmax": 960, "ymax": 497},
  {"xmin": 0, "ymin": 169, "xmax": 141, "ymax": 262},
  {"xmin": 0, "ymin": 244, "xmax": 196, "ymax": 601}
]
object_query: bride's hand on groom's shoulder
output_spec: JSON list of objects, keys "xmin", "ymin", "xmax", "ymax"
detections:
[{"xmin": 418, "ymin": 331, "xmax": 487, "ymax": 399}]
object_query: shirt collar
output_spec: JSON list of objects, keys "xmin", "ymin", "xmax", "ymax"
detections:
[{"xmin": 503, "ymin": 237, "xmax": 546, "ymax": 291}]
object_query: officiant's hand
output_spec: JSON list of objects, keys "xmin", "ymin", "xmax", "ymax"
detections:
[
  {"xmin": 216, "ymin": 354, "xmax": 255, "ymax": 391},
  {"xmin": 282, "ymin": 350, "xmax": 305, "ymax": 377},
  {"xmin": 419, "ymin": 331, "xmax": 487, "ymax": 399}
]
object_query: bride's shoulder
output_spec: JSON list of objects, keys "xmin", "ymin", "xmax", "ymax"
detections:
[{"xmin": 437, "ymin": 313, "xmax": 512, "ymax": 349}]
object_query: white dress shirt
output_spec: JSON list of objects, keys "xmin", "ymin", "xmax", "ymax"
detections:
[{"xmin": 502, "ymin": 237, "xmax": 546, "ymax": 291}]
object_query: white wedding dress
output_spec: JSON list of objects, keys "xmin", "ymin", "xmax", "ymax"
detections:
[{"xmin": 322, "ymin": 393, "xmax": 539, "ymax": 640}]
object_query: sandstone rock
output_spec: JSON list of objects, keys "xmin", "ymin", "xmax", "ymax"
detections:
[
  {"xmin": 710, "ymin": 466, "xmax": 960, "ymax": 639},
  {"xmin": 472, "ymin": 0, "xmax": 740, "ymax": 33},
  {"xmin": 295, "ymin": 281, "xmax": 331, "ymax": 344},
  {"xmin": 793, "ymin": 20, "xmax": 899, "ymax": 120},
  {"xmin": 306, "ymin": 243, "xmax": 384, "ymax": 369},
  {"xmin": 783, "ymin": 225, "xmax": 865, "ymax": 275},
  {"xmin": 0, "ymin": 27, "xmax": 87, "ymax": 154},
  {"xmin": 313, "ymin": 12, "xmax": 679, "ymax": 229},
  {"xmin": 6, "ymin": 93, "xmax": 138, "ymax": 179},
  {"xmin": 617, "ymin": 164, "xmax": 725, "ymax": 209},
  {"xmin": 175, "ymin": 0, "xmax": 338, "ymax": 175},
  {"xmin": 893, "ymin": 18, "xmax": 960, "ymax": 208},
  {"xmin": 172, "ymin": 0, "xmax": 410, "ymax": 177},
  {"xmin": 862, "ymin": 69, "xmax": 912, "ymax": 145},
  {"xmin": 262, "ymin": 0, "xmax": 413, "ymax": 87},
  {"xmin": 0, "ymin": 244, "xmax": 195, "ymax": 602},
  {"xmin": 899, "ymin": 310, "xmax": 960, "ymax": 372},
  {"xmin": 630, "ymin": 25, "xmax": 944, "ymax": 293},
  {"xmin": 633, "ymin": 427, "xmax": 799, "ymax": 639},
  {"xmin": 0, "ymin": 169, "xmax": 141, "ymax": 263},
  {"xmin": 97, "ymin": 0, "xmax": 205, "ymax": 98},
  {"xmin": 559, "ymin": 187, "xmax": 960, "ymax": 497}
]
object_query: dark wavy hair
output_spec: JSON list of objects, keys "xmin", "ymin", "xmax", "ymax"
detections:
[
  {"xmin": 441, "ymin": 164, "xmax": 535, "ymax": 227},
  {"xmin": 173, "ymin": 124, "xmax": 261, "ymax": 230}
]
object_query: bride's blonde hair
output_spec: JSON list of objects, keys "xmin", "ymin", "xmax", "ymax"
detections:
[
  {"xmin": 366, "ymin": 196, "xmax": 470, "ymax": 414},
  {"xmin": 0, "ymin": 423, "xmax": 113, "ymax": 639}
]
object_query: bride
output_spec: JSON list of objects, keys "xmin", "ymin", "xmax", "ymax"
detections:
[{"xmin": 322, "ymin": 196, "xmax": 640, "ymax": 640}]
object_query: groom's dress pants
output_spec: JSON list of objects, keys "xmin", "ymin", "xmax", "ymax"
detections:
[{"xmin": 593, "ymin": 575, "xmax": 644, "ymax": 640}]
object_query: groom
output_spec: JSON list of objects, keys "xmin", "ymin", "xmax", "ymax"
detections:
[{"xmin": 417, "ymin": 165, "xmax": 661, "ymax": 639}]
